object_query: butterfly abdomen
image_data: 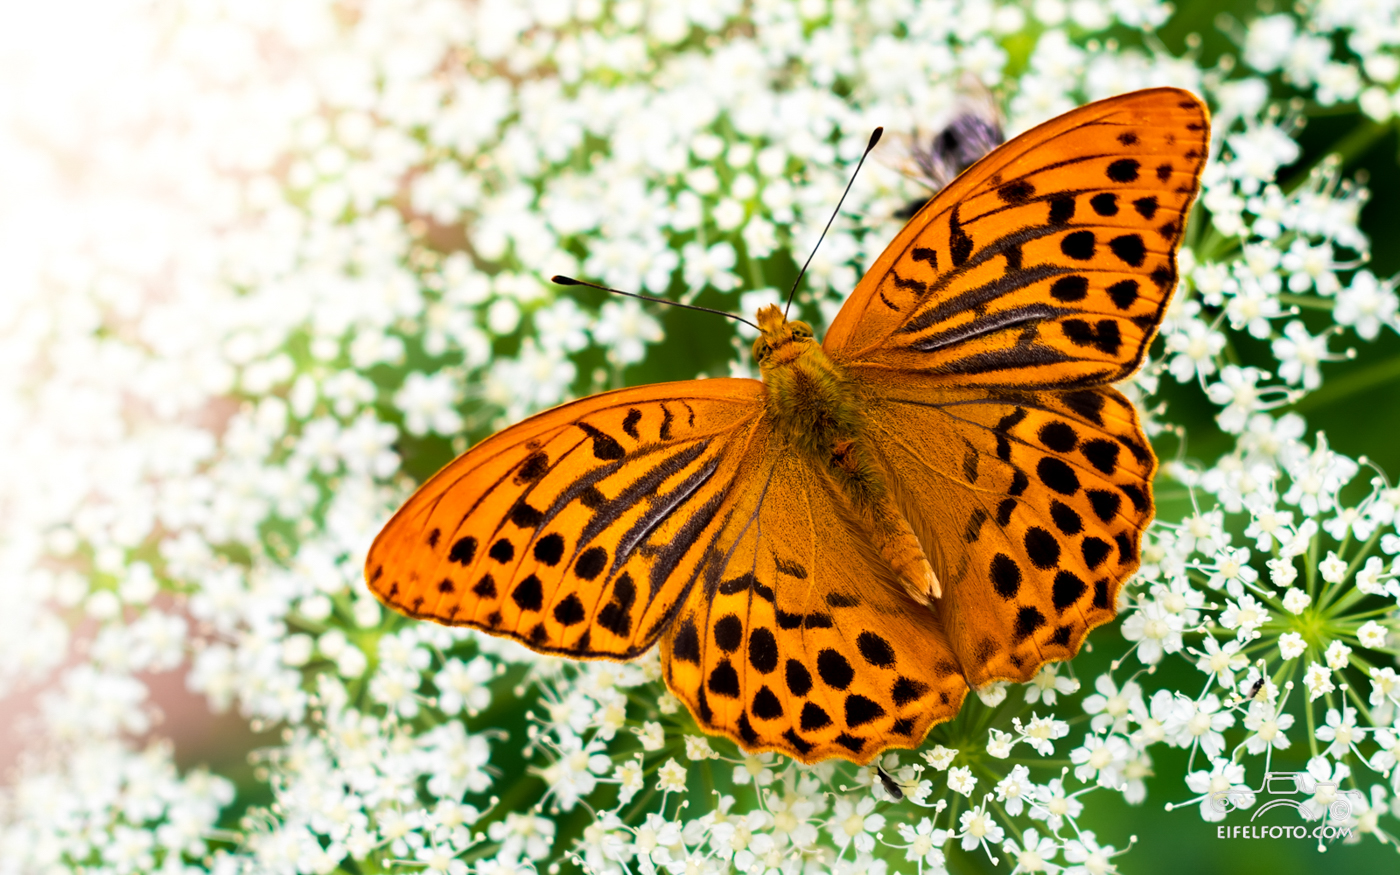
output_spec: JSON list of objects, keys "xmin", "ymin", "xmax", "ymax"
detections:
[{"xmin": 761, "ymin": 336, "xmax": 942, "ymax": 604}]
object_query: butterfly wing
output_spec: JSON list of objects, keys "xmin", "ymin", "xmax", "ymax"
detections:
[
  {"xmin": 825, "ymin": 88, "xmax": 1207, "ymax": 687},
  {"xmin": 659, "ymin": 432, "xmax": 969, "ymax": 765},
  {"xmin": 366, "ymin": 379, "xmax": 766, "ymax": 659},
  {"xmin": 860, "ymin": 382, "xmax": 1153, "ymax": 687},
  {"xmin": 826, "ymin": 87, "xmax": 1208, "ymax": 389}
]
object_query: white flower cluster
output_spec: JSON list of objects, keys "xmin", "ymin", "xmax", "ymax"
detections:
[{"xmin": 4, "ymin": 0, "xmax": 1400, "ymax": 873}]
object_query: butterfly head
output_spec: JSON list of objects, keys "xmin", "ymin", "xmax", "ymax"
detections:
[{"xmin": 752, "ymin": 304, "xmax": 816, "ymax": 370}]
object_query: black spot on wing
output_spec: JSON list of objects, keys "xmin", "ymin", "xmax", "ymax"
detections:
[
  {"xmin": 1052, "ymin": 570, "xmax": 1087, "ymax": 611},
  {"xmin": 553, "ymin": 593, "xmax": 586, "ymax": 625},
  {"xmin": 1060, "ymin": 231, "xmax": 1095, "ymax": 261},
  {"xmin": 748, "ymin": 627, "xmax": 778, "ymax": 673},
  {"xmin": 785, "ymin": 659, "xmax": 812, "ymax": 696},
  {"xmin": 856, "ymin": 632, "xmax": 895, "ymax": 668},
  {"xmin": 1107, "ymin": 280, "xmax": 1139, "ymax": 310},
  {"xmin": 577, "ymin": 422, "xmax": 625, "ymax": 460},
  {"xmin": 449, "ymin": 537, "xmax": 478, "ymax": 566},
  {"xmin": 673, "ymin": 616, "xmax": 700, "ymax": 663},
  {"xmin": 817, "ymin": 644, "xmax": 851, "ymax": 686},
  {"xmin": 534, "ymin": 533, "xmax": 565, "ymax": 566},
  {"xmin": 708, "ymin": 660, "xmax": 740, "ymax": 697},
  {"xmin": 1013, "ymin": 606, "xmax": 1046, "ymax": 641},
  {"xmin": 512, "ymin": 575, "xmax": 544, "ymax": 611},
  {"xmin": 991, "ymin": 553, "xmax": 1021, "ymax": 599},
  {"xmin": 1107, "ymin": 159, "xmax": 1139, "ymax": 183}
]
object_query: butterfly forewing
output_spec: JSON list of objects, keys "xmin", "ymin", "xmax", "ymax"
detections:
[
  {"xmin": 661, "ymin": 440, "xmax": 969, "ymax": 765},
  {"xmin": 827, "ymin": 88, "xmax": 1208, "ymax": 389},
  {"xmin": 367, "ymin": 380, "xmax": 765, "ymax": 658}
]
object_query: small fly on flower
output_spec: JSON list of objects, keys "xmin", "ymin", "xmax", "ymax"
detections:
[
  {"xmin": 877, "ymin": 766, "xmax": 905, "ymax": 802},
  {"xmin": 1245, "ymin": 676, "xmax": 1265, "ymax": 701},
  {"xmin": 1231, "ymin": 666, "xmax": 1267, "ymax": 705}
]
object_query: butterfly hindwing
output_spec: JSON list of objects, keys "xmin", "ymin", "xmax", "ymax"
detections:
[
  {"xmin": 367, "ymin": 380, "xmax": 765, "ymax": 658},
  {"xmin": 827, "ymin": 88, "xmax": 1208, "ymax": 389},
  {"xmin": 860, "ymin": 381, "xmax": 1154, "ymax": 686},
  {"xmin": 661, "ymin": 438, "xmax": 969, "ymax": 765}
]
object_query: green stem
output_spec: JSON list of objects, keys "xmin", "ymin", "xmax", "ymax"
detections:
[
  {"xmin": 1291, "ymin": 354, "xmax": 1400, "ymax": 414},
  {"xmin": 1277, "ymin": 293, "xmax": 1335, "ymax": 312},
  {"xmin": 1278, "ymin": 118, "xmax": 1390, "ymax": 194}
]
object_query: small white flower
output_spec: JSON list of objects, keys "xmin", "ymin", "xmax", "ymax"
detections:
[
  {"xmin": 1369, "ymin": 667, "xmax": 1399, "ymax": 708},
  {"xmin": 1243, "ymin": 699, "xmax": 1295, "ymax": 754},
  {"xmin": 1315, "ymin": 707, "xmax": 1359, "ymax": 759},
  {"xmin": 1024, "ymin": 664, "xmax": 1079, "ymax": 705},
  {"xmin": 1303, "ymin": 662, "xmax": 1336, "ymax": 700},
  {"xmin": 1029, "ymin": 776, "xmax": 1084, "ymax": 831},
  {"xmin": 1062, "ymin": 830, "xmax": 1124, "ymax": 875},
  {"xmin": 1082, "ymin": 673, "xmax": 1141, "ymax": 735},
  {"xmin": 1219, "ymin": 593, "xmax": 1268, "ymax": 641},
  {"xmin": 1319, "ymin": 550, "xmax": 1349, "ymax": 583},
  {"xmin": 1121, "ymin": 599, "xmax": 1184, "ymax": 664},
  {"xmin": 1186, "ymin": 758, "xmax": 1253, "ymax": 822},
  {"xmin": 1070, "ymin": 734, "xmax": 1130, "ymax": 787},
  {"xmin": 1358, "ymin": 621, "xmax": 1389, "ymax": 650},
  {"xmin": 534, "ymin": 735, "xmax": 611, "ymax": 811},
  {"xmin": 957, "ymin": 803, "xmax": 1004, "ymax": 853},
  {"xmin": 947, "ymin": 766, "xmax": 977, "ymax": 797},
  {"xmin": 987, "ymin": 728, "xmax": 1015, "ymax": 759},
  {"xmin": 683, "ymin": 735, "xmax": 717, "ymax": 761},
  {"xmin": 897, "ymin": 816, "xmax": 949, "ymax": 869},
  {"xmin": 1324, "ymin": 639, "xmax": 1352, "ymax": 670},
  {"xmin": 1356, "ymin": 556, "xmax": 1389, "ymax": 595},
  {"xmin": 1001, "ymin": 826, "xmax": 1058, "ymax": 874},
  {"xmin": 1164, "ymin": 694, "xmax": 1235, "ymax": 758},
  {"xmin": 634, "ymin": 721, "xmax": 666, "ymax": 751},
  {"xmin": 922, "ymin": 745, "xmax": 958, "ymax": 771},
  {"xmin": 1276, "ymin": 319, "xmax": 1338, "ymax": 386},
  {"xmin": 976, "ymin": 681, "xmax": 1009, "ymax": 706},
  {"xmin": 826, "ymin": 796, "xmax": 885, "ymax": 854},
  {"xmin": 995, "ymin": 765, "xmax": 1034, "ymax": 816},
  {"xmin": 1194, "ymin": 636, "xmax": 1249, "ymax": 688},
  {"xmin": 656, "ymin": 758, "xmax": 688, "ymax": 793},
  {"xmin": 434, "ymin": 656, "xmax": 494, "ymax": 715},
  {"xmin": 1016, "ymin": 713, "xmax": 1070, "ymax": 756},
  {"xmin": 593, "ymin": 299, "xmax": 664, "ymax": 365},
  {"xmin": 1282, "ymin": 587, "xmax": 1311, "ymax": 614},
  {"xmin": 1279, "ymin": 631, "xmax": 1308, "ymax": 659}
]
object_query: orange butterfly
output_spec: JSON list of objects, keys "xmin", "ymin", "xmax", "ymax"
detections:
[{"xmin": 366, "ymin": 88, "xmax": 1209, "ymax": 764}]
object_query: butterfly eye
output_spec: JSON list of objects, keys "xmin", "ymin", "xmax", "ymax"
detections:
[{"xmin": 753, "ymin": 340, "xmax": 770, "ymax": 362}]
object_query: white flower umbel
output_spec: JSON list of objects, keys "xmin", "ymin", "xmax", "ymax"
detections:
[{"xmin": 7, "ymin": 0, "xmax": 1400, "ymax": 870}]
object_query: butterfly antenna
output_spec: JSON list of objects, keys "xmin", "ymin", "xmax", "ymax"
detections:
[
  {"xmin": 552, "ymin": 275, "xmax": 759, "ymax": 331},
  {"xmin": 783, "ymin": 126, "xmax": 884, "ymax": 319}
]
